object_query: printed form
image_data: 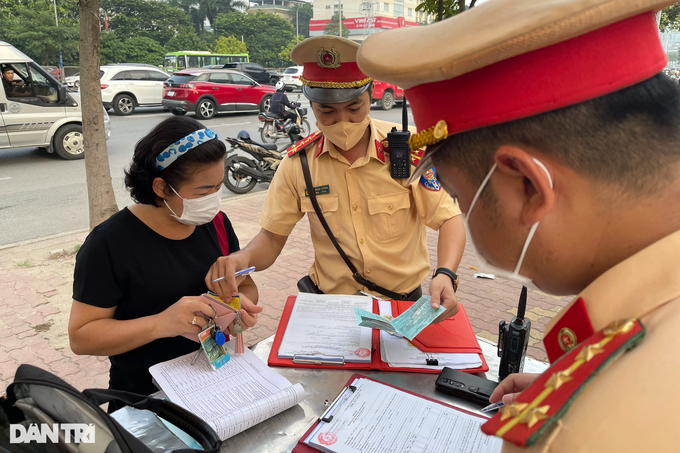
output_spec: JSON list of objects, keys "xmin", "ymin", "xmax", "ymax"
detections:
[
  {"xmin": 278, "ymin": 293, "xmax": 373, "ymax": 362},
  {"xmin": 150, "ymin": 342, "xmax": 305, "ymax": 440},
  {"xmin": 305, "ymin": 378, "xmax": 502, "ymax": 453}
]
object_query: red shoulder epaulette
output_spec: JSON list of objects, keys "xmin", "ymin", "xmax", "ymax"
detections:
[
  {"xmin": 481, "ymin": 318, "xmax": 645, "ymax": 447},
  {"xmin": 286, "ymin": 130, "xmax": 323, "ymax": 157},
  {"xmin": 380, "ymin": 138, "xmax": 425, "ymax": 166}
]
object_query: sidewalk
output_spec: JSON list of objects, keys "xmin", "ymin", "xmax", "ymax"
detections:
[{"xmin": 0, "ymin": 192, "xmax": 571, "ymax": 391}]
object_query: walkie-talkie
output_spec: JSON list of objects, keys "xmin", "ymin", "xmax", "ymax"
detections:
[
  {"xmin": 497, "ymin": 286, "xmax": 531, "ymax": 380},
  {"xmin": 388, "ymin": 96, "xmax": 411, "ymax": 179}
]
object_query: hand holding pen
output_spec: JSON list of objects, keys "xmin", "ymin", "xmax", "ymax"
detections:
[{"xmin": 205, "ymin": 251, "xmax": 255, "ymax": 300}]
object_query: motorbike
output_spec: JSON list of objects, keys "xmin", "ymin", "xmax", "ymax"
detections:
[
  {"xmin": 258, "ymin": 96, "xmax": 311, "ymax": 144},
  {"xmin": 223, "ymin": 123, "xmax": 305, "ymax": 194}
]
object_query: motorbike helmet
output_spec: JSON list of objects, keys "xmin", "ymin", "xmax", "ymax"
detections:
[
  {"xmin": 237, "ymin": 130, "xmax": 251, "ymax": 141},
  {"xmin": 275, "ymin": 80, "xmax": 285, "ymax": 91}
]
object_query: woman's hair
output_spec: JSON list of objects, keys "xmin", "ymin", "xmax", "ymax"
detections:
[{"xmin": 124, "ymin": 116, "xmax": 226, "ymax": 206}]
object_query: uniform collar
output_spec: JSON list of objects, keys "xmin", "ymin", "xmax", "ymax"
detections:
[
  {"xmin": 543, "ymin": 228, "xmax": 680, "ymax": 363},
  {"xmin": 315, "ymin": 117, "xmax": 386, "ymax": 165}
]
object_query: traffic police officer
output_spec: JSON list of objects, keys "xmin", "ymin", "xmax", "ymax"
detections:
[
  {"xmin": 358, "ymin": 0, "xmax": 680, "ymax": 450},
  {"xmin": 208, "ymin": 36, "xmax": 465, "ymax": 318}
]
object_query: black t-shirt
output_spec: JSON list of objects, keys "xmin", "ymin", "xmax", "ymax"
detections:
[{"xmin": 73, "ymin": 207, "xmax": 240, "ymax": 395}]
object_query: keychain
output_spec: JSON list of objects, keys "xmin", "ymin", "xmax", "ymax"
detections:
[
  {"xmin": 232, "ymin": 296, "xmax": 245, "ymax": 354},
  {"xmin": 191, "ymin": 307, "xmax": 230, "ymax": 370}
]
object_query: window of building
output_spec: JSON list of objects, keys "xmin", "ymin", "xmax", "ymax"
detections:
[
  {"xmin": 407, "ymin": 7, "xmax": 412, "ymax": 16},
  {"xmin": 383, "ymin": 2, "xmax": 388, "ymax": 11},
  {"xmin": 393, "ymin": 0, "xmax": 403, "ymax": 15}
]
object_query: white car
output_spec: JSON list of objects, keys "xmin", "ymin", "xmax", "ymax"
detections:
[
  {"xmin": 64, "ymin": 72, "xmax": 81, "ymax": 89},
  {"xmin": 100, "ymin": 64, "xmax": 170, "ymax": 115},
  {"xmin": 281, "ymin": 66, "xmax": 303, "ymax": 92}
]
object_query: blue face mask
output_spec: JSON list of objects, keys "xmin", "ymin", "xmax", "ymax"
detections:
[{"xmin": 464, "ymin": 158, "xmax": 553, "ymax": 287}]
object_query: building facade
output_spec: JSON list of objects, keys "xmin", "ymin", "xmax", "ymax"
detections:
[{"xmin": 249, "ymin": 0, "xmax": 308, "ymax": 21}]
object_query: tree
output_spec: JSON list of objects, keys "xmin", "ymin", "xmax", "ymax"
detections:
[
  {"xmin": 278, "ymin": 35, "xmax": 302, "ymax": 65},
  {"xmin": 100, "ymin": 31, "xmax": 126, "ymax": 64},
  {"xmin": 290, "ymin": 2, "xmax": 313, "ymax": 38},
  {"xmin": 80, "ymin": 0, "xmax": 119, "ymax": 228},
  {"xmin": 120, "ymin": 36, "xmax": 166, "ymax": 66},
  {"xmin": 415, "ymin": 0, "xmax": 477, "ymax": 21},
  {"xmin": 322, "ymin": 13, "xmax": 349, "ymax": 38},
  {"xmin": 214, "ymin": 35, "xmax": 247, "ymax": 54},
  {"xmin": 660, "ymin": 4, "xmax": 680, "ymax": 32},
  {"xmin": 166, "ymin": 28, "xmax": 211, "ymax": 52},
  {"xmin": 169, "ymin": 0, "xmax": 247, "ymax": 36},
  {"xmin": 100, "ymin": 0, "xmax": 193, "ymax": 46},
  {"xmin": 213, "ymin": 10, "xmax": 295, "ymax": 66}
]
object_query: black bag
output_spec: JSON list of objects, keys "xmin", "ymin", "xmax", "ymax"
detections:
[{"xmin": 0, "ymin": 364, "xmax": 221, "ymax": 453}]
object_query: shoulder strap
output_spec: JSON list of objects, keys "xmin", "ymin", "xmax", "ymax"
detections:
[
  {"xmin": 212, "ymin": 212, "xmax": 229, "ymax": 256},
  {"xmin": 287, "ymin": 130, "xmax": 322, "ymax": 157},
  {"xmin": 299, "ymin": 151, "xmax": 406, "ymax": 300}
]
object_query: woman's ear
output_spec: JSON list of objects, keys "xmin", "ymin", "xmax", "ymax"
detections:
[
  {"xmin": 494, "ymin": 146, "xmax": 556, "ymax": 225},
  {"xmin": 152, "ymin": 177, "xmax": 168, "ymax": 200}
]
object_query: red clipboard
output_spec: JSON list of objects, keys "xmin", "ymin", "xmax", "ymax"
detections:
[
  {"xmin": 291, "ymin": 374, "xmax": 490, "ymax": 453},
  {"xmin": 267, "ymin": 296, "xmax": 489, "ymax": 374}
]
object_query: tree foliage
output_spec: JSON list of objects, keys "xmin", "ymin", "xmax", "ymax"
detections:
[
  {"xmin": 169, "ymin": 0, "xmax": 247, "ymax": 35},
  {"xmin": 120, "ymin": 36, "xmax": 166, "ymax": 66},
  {"xmin": 415, "ymin": 0, "xmax": 476, "ymax": 21},
  {"xmin": 214, "ymin": 36, "xmax": 247, "ymax": 54},
  {"xmin": 290, "ymin": 2, "xmax": 313, "ymax": 38},
  {"xmin": 322, "ymin": 13, "xmax": 349, "ymax": 38},
  {"xmin": 100, "ymin": 0, "xmax": 192, "ymax": 46},
  {"xmin": 660, "ymin": 4, "xmax": 680, "ymax": 32},
  {"xmin": 166, "ymin": 28, "xmax": 211, "ymax": 52},
  {"xmin": 214, "ymin": 10, "xmax": 294, "ymax": 66},
  {"xmin": 278, "ymin": 35, "xmax": 302, "ymax": 65}
]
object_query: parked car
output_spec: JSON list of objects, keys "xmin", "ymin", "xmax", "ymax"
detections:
[
  {"xmin": 0, "ymin": 41, "xmax": 111, "ymax": 160},
  {"xmin": 202, "ymin": 65, "xmax": 224, "ymax": 69},
  {"xmin": 41, "ymin": 65, "xmax": 61, "ymax": 80},
  {"xmin": 162, "ymin": 69, "xmax": 276, "ymax": 120},
  {"xmin": 64, "ymin": 72, "xmax": 80, "ymax": 89},
  {"xmin": 281, "ymin": 66, "xmax": 303, "ymax": 92},
  {"xmin": 372, "ymin": 80, "xmax": 404, "ymax": 110},
  {"xmin": 221, "ymin": 62, "xmax": 279, "ymax": 85},
  {"xmin": 100, "ymin": 65, "xmax": 170, "ymax": 115}
]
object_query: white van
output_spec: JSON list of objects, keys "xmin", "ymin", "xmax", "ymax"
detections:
[{"xmin": 0, "ymin": 41, "xmax": 111, "ymax": 160}]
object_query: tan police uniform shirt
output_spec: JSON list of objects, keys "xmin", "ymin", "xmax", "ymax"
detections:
[
  {"xmin": 502, "ymin": 228, "xmax": 680, "ymax": 452},
  {"xmin": 259, "ymin": 118, "xmax": 460, "ymax": 295}
]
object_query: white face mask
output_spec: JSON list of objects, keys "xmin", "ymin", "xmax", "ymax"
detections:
[
  {"xmin": 164, "ymin": 185, "xmax": 222, "ymax": 226},
  {"xmin": 464, "ymin": 158, "xmax": 553, "ymax": 287}
]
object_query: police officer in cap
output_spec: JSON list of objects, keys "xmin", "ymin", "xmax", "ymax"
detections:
[
  {"xmin": 358, "ymin": 0, "xmax": 680, "ymax": 450},
  {"xmin": 207, "ymin": 36, "xmax": 466, "ymax": 319}
]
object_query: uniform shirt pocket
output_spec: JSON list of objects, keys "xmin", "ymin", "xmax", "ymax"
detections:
[
  {"xmin": 367, "ymin": 192, "xmax": 412, "ymax": 243},
  {"xmin": 300, "ymin": 194, "xmax": 342, "ymax": 241}
]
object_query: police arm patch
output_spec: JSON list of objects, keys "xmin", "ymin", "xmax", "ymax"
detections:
[{"xmin": 420, "ymin": 167, "xmax": 441, "ymax": 191}]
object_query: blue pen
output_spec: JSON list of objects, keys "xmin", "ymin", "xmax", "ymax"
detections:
[
  {"xmin": 213, "ymin": 266, "xmax": 256, "ymax": 283},
  {"xmin": 481, "ymin": 401, "xmax": 504, "ymax": 413}
]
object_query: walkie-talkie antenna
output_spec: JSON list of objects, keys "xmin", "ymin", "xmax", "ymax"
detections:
[
  {"xmin": 402, "ymin": 95, "xmax": 408, "ymax": 132},
  {"xmin": 517, "ymin": 286, "xmax": 527, "ymax": 320}
]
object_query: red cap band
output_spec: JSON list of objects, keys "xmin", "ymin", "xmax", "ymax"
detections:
[
  {"xmin": 302, "ymin": 62, "xmax": 369, "ymax": 83},
  {"xmin": 407, "ymin": 12, "xmax": 666, "ymax": 136}
]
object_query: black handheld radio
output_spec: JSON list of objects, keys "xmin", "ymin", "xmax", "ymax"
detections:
[
  {"xmin": 388, "ymin": 96, "xmax": 411, "ymax": 179},
  {"xmin": 497, "ymin": 286, "xmax": 531, "ymax": 380}
]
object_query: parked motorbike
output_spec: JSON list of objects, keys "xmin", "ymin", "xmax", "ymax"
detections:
[
  {"xmin": 223, "ymin": 124, "xmax": 305, "ymax": 194},
  {"xmin": 258, "ymin": 96, "xmax": 310, "ymax": 144}
]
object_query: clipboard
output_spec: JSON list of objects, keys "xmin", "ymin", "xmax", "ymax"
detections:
[
  {"xmin": 267, "ymin": 296, "xmax": 489, "ymax": 374},
  {"xmin": 291, "ymin": 374, "xmax": 491, "ymax": 453}
]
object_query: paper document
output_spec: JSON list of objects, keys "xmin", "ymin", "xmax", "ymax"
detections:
[
  {"xmin": 278, "ymin": 293, "xmax": 373, "ymax": 362},
  {"xmin": 378, "ymin": 301, "xmax": 482, "ymax": 369},
  {"xmin": 304, "ymin": 378, "xmax": 502, "ymax": 453},
  {"xmin": 355, "ymin": 296, "xmax": 445, "ymax": 340},
  {"xmin": 149, "ymin": 341, "xmax": 305, "ymax": 441}
]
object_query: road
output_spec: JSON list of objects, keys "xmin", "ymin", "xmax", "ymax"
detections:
[{"xmin": 0, "ymin": 102, "xmax": 413, "ymax": 246}]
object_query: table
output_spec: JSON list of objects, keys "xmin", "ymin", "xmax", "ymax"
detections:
[{"xmin": 219, "ymin": 335, "xmax": 548, "ymax": 452}]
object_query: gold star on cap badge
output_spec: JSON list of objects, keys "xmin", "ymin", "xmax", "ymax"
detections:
[
  {"xmin": 603, "ymin": 318, "xmax": 636, "ymax": 337},
  {"xmin": 544, "ymin": 371, "xmax": 573, "ymax": 390},
  {"xmin": 500, "ymin": 402, "xmax": 528, "ymax": 421},
  {"xmin": 575, "ymin": 344, "xmax": 605, "ymax": 362},
  {"xmin": 518, "ymin": 405, "xmax": 550, "ymax": 429}
]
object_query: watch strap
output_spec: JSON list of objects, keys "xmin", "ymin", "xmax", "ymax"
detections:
[{"xmin": 433, "ymin": 267, "xmax": 459, "ymax": 292}]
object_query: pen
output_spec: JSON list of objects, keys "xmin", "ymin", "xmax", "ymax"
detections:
[
  {"xmin": 213, "ymin": 266, "xmax": 256, "ymax": 283},
  {"xmin": 481, "ymin": 401, "xmax": 504, "ymax": 413}
]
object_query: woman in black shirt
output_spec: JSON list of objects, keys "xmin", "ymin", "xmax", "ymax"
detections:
[{"xmin": 68, "ymin": 117, "xmax": 261, "ymax": 398}]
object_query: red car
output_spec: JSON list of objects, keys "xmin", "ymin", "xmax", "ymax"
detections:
[
  {"xmin": 162, "ymin": 69, "xmax": 276, "ymax": 120},
  {"xmin": 372, "ymin": 79, "xmax": 404, "ymax": 110}
]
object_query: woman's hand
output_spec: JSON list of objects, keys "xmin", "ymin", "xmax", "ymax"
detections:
[
  {"xmin": 225, "ymin": 293, "xmax": 264, "ymax": 336},
  {"xmin": 489, "ymin": 373, "xmax": 541, "ymax": 405},
  {"xmin": 205, "ymin": 252, "xmax": 251, "ymax": 300},
  {"xmin": 153, "ymin": 296, "xmax": 216, "ymax": 339}
]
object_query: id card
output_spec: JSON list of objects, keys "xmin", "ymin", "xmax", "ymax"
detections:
[
  {"xmin": 205, "ymin": 292, "xmax": 241, "ymax": 311},
  {"xmin": 198, "ymin": 326, "xmax": 230, "ymax": 370}
]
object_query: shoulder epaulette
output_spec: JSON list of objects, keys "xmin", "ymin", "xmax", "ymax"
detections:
[
  {"xmin": 481, "ymin": 318, "xmax": 645, "ymax": 447},
  {"xmin": 380, "ymin": 138, "xmax": 425, "ymax": 166},
  {"xmin": 286, "ymin": 130, "xmax": 323, "ymax": 157}
]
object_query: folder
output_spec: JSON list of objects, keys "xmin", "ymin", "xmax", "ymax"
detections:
[
  {"xmin": 291, "ymin": 374, "xmax": 493, "ymax": 453},
  {"xmin": 268, "ymin": 296, "xmax": 489, "ymax": 374}
]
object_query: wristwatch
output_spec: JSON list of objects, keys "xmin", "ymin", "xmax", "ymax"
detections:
[{"xmin": 433, "ymin": 267, "xmax": 459, "ymax": 292}]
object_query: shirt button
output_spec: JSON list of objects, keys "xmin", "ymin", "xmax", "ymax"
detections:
[
  {"xmin": 388, "ymin": 204, "xmax": 394, "ymax": 211},
  {"xmin": 353, "ymin": 204, "xmax": 358, "ymax": 211},
  {"xmin": 360, "ymin": 239, "xmax": 364, "ymax": 244},
  {"xmin": 366, "ymin": 269, "xmax": 372, "ymax": 274},
  {"xmin": 348, "ymin": 169, "xmax": 353, "ymax": 174}
]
